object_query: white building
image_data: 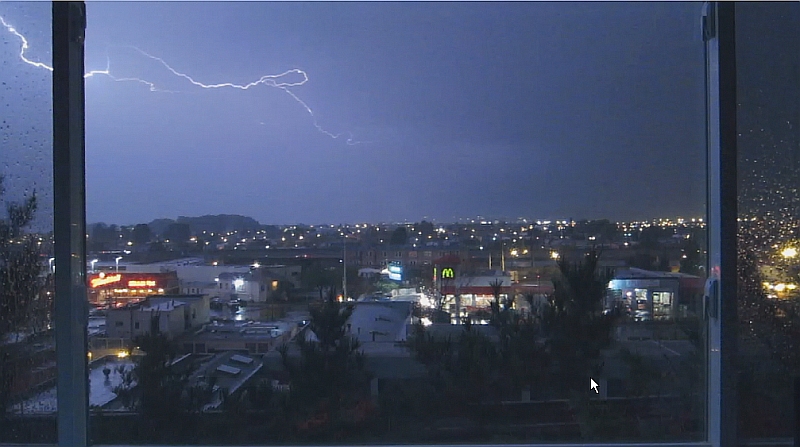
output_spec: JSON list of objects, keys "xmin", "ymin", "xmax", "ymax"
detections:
[
  {"xmin": 345, "ymin": 301, "xmax": 416, "ymax": 343},
  {"xmin": 180, "ymin": 281, "xmax": 219, "ymax": 297},
  {"xmin": 216, "ymin": 272, "xmax": 265, "ymax": 302},
  {"xmin": 106, "ymin": 295, "xmax": 210, "ymax": 340}
]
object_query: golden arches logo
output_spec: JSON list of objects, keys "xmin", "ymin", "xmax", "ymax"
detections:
[{"xmin": 441, "ymin": 268, "xmax": 455, "ymax": 279}]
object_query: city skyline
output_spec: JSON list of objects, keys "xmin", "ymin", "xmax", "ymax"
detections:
[
  {"xmin": 85, "ymin": 213, "xmax": 707, "ymax": 229},
  {"xmin": 2, "ymin": 2, "xmax": 707, "ymax": 226}
]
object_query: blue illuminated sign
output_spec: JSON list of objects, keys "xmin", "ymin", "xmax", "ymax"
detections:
[{"xmin": 388, "ymin": 261, "xmax": 403, "ymax": 281}]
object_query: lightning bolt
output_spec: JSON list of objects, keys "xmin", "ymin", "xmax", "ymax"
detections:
[
  {"xmin": 1, "ymin": 15, "xmax": 361, "ymax": 144},
  {"xmin": 0, "ymin": 15, "xmax": 53, "ymax": 72},
  {"xmin": 127, "ymin": 46, "xmax": 357, "ymax": 143}
]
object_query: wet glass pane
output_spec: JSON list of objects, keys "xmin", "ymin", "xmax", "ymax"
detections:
[
  {"xmin": 0, "ymin": 1, "xmax": 57, "ymax": 443},
  {"xmin": 736, "ymin": 1, "xmax": 800, "ymax": 441},
  {"xmin": 85, "ymin": 1, "xmax": 708, "ymax": 443}
]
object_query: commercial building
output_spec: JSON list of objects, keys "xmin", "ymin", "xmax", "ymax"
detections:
[
  {"xmin": 216, "ymin": 271, "xmax": 264, "ymax": 302},
  {"xmin": 87, "ymin": 271, "xmax": 179, "ymax": 307},
  {"xmin": 438, "ymin": 270, "xmax": 514, "ymax": 321},
  {"xmin": 215, "ymin": 268, "xmax": 297, "ymax": 303},
  {"xmin": 93, "ymin": 261, "xmax": 299, "ymax": 302},
  {"xmin": 180, "ymin": 312, "xmax": 307, "ymax": 355},
  {"xmin": 105, "ymin": 294, "xmax": 210, "ymax": 340},
  {"xmin": 606, "ymin": 268, "xmax": 704, "ymax": 321}
]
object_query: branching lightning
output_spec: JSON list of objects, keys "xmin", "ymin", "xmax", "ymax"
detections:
[{"xmin": 1, "ymin": 15, "xmax": 359, "ymax": 144}]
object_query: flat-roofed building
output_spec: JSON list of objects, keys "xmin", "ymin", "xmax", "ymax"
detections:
[
  {"xmin": 87, "ymin": 271, "xmax": 179, "ymax": 307},
  {"xmin": 187, "ymin": 351, "xmax": 265, "ymax": 411},
  {"xmin": 264, "ymin": 300, "xmax": 421, "ymax": 386},
  {"xmin": 180, "ymin": 317, "xmax": 304, "ymax": 355},
  {"xmin": 105, "ymin": 294, "xmax": 209, "ymax": 340},
  {"xmin": 606, "ymin": 268, "xmax": 703, "ymax": 321}
]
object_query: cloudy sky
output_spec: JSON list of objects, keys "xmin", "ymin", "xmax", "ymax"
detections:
[{"xmin": 1, "ymin": 2, "xmax": 708, "ymax": 226}]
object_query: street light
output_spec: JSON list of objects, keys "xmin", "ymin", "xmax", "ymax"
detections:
[
  {"xmin": 90, "ymin": 259, "xmax": 98, "ymax": 273},
  {"xmin": 115, "ymin": 256, "xmax": 123, "ymax": 272},
  {"xmin": 782, "ymin": 247, "xmax": 798, "ymax": 259}
]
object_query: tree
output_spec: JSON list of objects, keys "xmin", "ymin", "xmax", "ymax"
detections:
[
  {"xmin": 301, "ymin": 262, "xmax": 339, "ymax": 301},
  {"xmin": 164, "ymin": 223, "xmax": 191, "ymax": 247},
  {"xmin": 132, "ymin": 224, "xmax": 152, "ymax": 245},
  {"xmin": 113, "ymin": 322, "xmax": 195, "ymax": 420},
  {"xmin": 679, "ymin": 238, "xmax": 704, "ymax": 276},
  {"xmin": 542, "ymin": 250, "xmax": 616, "ymax": 395},
  {"xmin": 279, "ymin": 287, "xmax": 372, "ymax": 436},
  {"xmin": 415, "ymin": 221, "xmax": 434, "ymax": 239},
  {"xmin": 408, "ymin": 322, "xmax": 501, "ymax": 423},
  {"xmin": 390, "ymin": 227, "xmax": 408, "ymax": 246},
  {"xmin": 409, "ymin": 305, "xmax": 548, "ymax": 429},
  {"xmin": 638, "ymin": 226, "xmax": 668, "ymax": 250},
  {"xmin": 0, "ymin": 175, "xmax": 42, "ymax": 415},
  {"xmin": 488, "ymin": 278, "xmax": 513, "ymax": 326},
  {"xmin": 148, "ymin": 240, "xmax": 166, "ymax": 253},
  {"xmin": 89, "ymin": 223, "xmax": 120, "ymax": 251}
]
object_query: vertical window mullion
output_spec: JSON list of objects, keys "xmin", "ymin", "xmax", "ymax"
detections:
[
  {"xmin": 52, "ymin": 2, "xmax": 89, "ymax": 446},
  {"xmin": 705, "ymin": 2, "xmax": 738, "ymax": 447}
]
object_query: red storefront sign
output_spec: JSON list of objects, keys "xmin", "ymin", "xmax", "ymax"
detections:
[{"xmin": 87, "ymin": 272, "xmax": 173, "ymax": 289}]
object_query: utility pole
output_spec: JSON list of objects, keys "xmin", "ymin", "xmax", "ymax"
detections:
[
  {"xmin": 454, "ymin": 264, "xmax": 461, "ymax": 325},
  {"xmin": 342, "ymin": 235, "xmax": 347, "ymax": 301}
]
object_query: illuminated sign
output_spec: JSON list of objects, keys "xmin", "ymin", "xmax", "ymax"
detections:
[
  {"xmin": 388, "ymin": 261, "xmax": 403, "ymax": 281},
  {"xmin": 90, "ymin": 274, "xmax": 122, "ymax": 288},
  {"xmin": 441, "ymin": 267, "xmax": 455, "ymax": 279},
  {"xmin": 128, "ymin": 280, "xmax": 157, "ymax": 288}
]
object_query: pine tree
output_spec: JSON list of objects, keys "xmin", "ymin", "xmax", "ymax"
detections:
[
  {"xmin": 542, "ymin": 249, "xmax": 616, "ymax": 395},
  {"xmin": 279, "ymin": 287, "xmax": 371, "ymax": 436}
]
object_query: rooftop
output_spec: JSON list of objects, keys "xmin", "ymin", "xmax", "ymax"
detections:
[
  {"xmin": 141, "ymin": 300, "xmax": 185, "ymax": 312},
  {"xmin": 612, "ymin": 268, "xmax": 701, "ymax": 280},
  {"xmin": 188, "ymin": 315, "xmax": 303, "ymax": 343},
  {"xmin": 190, "ymin": 351, "xmax": 263, "ymax": 411},
  {"xmin": 346, "ymin": 301, "xmax": 414, "ymax": 343}
]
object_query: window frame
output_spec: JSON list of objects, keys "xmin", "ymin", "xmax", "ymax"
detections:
[
  {"xmin": 703, "ymin": 3, "xmax": 738, "ymax": 447},
  {"xmin": 48, "ymin": 2, "xmax": 738, "ymax": 446},
  {"xmin": 53, "ymin": 2, "xmax": 89, "ymax": 447}
]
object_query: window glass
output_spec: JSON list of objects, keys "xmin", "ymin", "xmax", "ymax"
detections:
[
  {"xmin": 0, "ymin": 2, "xmax": 57, "ymax": 443},
  {"xmin": 15, "ymin": 1, "xmax": 709, "ymax": 444},
  {"xmin": 736, "ymin": 2, "xmax": 800, "ymax": 440}
]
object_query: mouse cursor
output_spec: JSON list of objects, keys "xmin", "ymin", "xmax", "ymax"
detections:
[{"xmin": 590, "ymin": 378, "xmax": 599, "ymax": 394}]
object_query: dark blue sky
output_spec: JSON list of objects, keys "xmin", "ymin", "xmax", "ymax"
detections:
[{"xmin": 2, "ymin": 2, "xmax": 707, "ymax": 226}]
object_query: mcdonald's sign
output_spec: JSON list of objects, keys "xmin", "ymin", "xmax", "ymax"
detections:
[{"xmin": 441, "ymin": 267, "xmax": 455, "ymax": 279}]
